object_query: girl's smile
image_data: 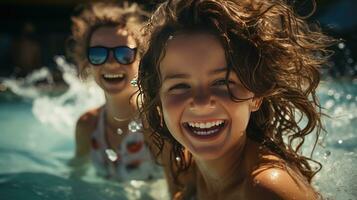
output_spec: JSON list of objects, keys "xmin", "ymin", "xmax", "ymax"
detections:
[
  {"xmin": 183, "ymin": 119, "xmax": 227, "ymax": 138},
  {"xmin": 159, "ymin": 33, "xmax": 258, "ymax": 160},
  {"xmin": 90, "ymin": 26, "xmax": 138, "ymax": 94}
]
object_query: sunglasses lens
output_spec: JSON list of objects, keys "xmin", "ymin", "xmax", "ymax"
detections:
[
  {"xmin": 88, "ymin": 47, "xmax": 107, "ymax": 65},
  {"xmin": 114, "ymin": 47, "xmax": 136, "ymax": 65}
]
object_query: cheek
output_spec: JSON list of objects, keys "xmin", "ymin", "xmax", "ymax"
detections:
[
  {"xmin": 90, "ymin": 68, "xmax": 101, "ymax": 82},
  {"xmin": 162, "ymin": 92, "xmax": 191, "ymax": 108},
  {"xmin": 160, "ymin": 93, "xmax": 190, "ymax": 136},
  {"xmin": 230, "ymin": 102, "xmax": 252, "ymax": 131},
  {"xmin": 211, "ymin": 88, "xmax": 232, "ymax": 99},
  {"xmin": 161, "ymin": 105, "xmax": 181, "ymax": 142},
  {"xmin": 128, "ymin": 61, "xmax": 139, "ymax": 78}
]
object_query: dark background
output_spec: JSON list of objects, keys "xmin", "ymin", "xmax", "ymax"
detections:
[{"xmin": 0, "ymin": 0, "xmax": 356, "ymax": 78}]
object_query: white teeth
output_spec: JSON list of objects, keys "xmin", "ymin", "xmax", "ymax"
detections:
[
  {"xmin": 193, "ymin": 129, "xmax": 218, "ymax": 135},
  {"xmin": 186, "ymin": 120, "xmax": 225, "ymax": 136},
  {"xmin": 103, "ymin": 73, "xmax": 124, "ymax": 79},
  {"xmin": 187, "ymin": 120, "xmax": 224, "ymax": 129}
]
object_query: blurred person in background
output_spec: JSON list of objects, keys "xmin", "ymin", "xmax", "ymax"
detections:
[
  {"xmin": 67, "ymin": 2, "xmax": 194, "ymax": 197},
  {"xmin": 10, "ymin": 22, "xmax": 42, "ymax": 78},
  {"xmin": 67, "ymin": 1, "xmax": 161, "ymax": 181}
]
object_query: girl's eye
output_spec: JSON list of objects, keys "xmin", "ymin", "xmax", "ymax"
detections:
[
  {"xmin": 168, "ymin": 83, "xmax": 190, "ymax": 91},
  {"xmin": 213, "ymin": 79, "xmax": 236, "ymax": 86}
]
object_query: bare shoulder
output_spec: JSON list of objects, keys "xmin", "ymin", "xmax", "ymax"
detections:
[
  {"xmin": 74, "ymin": 107, "xmax": 102, "ymax": 157},
  {"xmin": 76, "ymin": 107, "xmax": 101, "ymax": 134},
  {"xmin": 245, "ymin": 155, "xmax": 319, "ymax": 200}
]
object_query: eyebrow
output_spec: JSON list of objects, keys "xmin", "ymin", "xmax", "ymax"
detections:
[
  {"xmin": 211, "ymin": 67, "xmax": 228, "ymax": 74},
  {"xmin": 162, "ymin": 73, "xmax": 189, "ymax": 82},
  {"xmin": 162, "ymin": 66, "xmax": 228, "ymax": 82}
]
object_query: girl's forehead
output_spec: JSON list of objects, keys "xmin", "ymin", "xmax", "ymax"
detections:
[
  {"xmin": 90, "ymin": 26, "xmax": 137, "ymax": 48},
  {"xmin": 161, "ymin": 33, "xmax": 226, "ymax": 69},
  {"xmin": 165, "ymin": 33, "xmax": 220, "ymax": 51}
]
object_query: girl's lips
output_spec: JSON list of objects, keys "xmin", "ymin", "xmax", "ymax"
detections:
[
  {"xmin": 182, "ymin": 119, "xmax": 228, "ymax": 140},
  {"xmin": 101, "ymin": 73, "xmax": 126, "ymax": 85},
  {"xmin": 100, "ymin": 73, "xmax": 128, "ymax": 93}
]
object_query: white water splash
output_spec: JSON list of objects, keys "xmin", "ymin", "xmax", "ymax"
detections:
[
  {"xmin": 2, "ymin": 67, "xmax": 53, "ymax": 99},
  {"xmin": 2, "ymin": 55, "xmax": 105, "ymax": 134},
  {"xmin": 32, "ymin": 56, "xmax": 105, "ymax": 134},
  {"xmin": 309, "ymin": 79, "xmax": 357, "ymax": 199}
]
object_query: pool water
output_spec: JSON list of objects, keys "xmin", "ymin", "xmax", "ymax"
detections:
[
  {"xmin": 0, "ymin": 57, "xmax": 168, "ymax": 200},
  {"xmin": 0, "ymin": 57, "xmax": 356, "ymax": 199}
]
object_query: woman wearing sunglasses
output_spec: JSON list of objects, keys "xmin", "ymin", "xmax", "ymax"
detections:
[{"xmin": 67, "ymin": 2, "xmax": 164, "ymax": 182}]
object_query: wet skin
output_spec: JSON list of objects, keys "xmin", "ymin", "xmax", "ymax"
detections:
[
  {"xmin": 159, "ymin": 33, "xmax": 319, "ymax": 200},
  {"xmin": 74, "ymin": 26, "xmax": 196, "ymax": 199},
  {"xmin": 159, "ymin": 33, "xmax": 257, "ymax": 160}
]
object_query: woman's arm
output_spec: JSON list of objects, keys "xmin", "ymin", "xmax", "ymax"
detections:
[{"xmin": 68, "ymin": 109, "xmax": 99, "ymax": 178}]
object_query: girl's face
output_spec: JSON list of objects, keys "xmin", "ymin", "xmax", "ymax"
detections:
[
  {"xmin": 159, "ymin": 33, "xmax": 260, "ymax": 160},
  {"xmin": 89, "ymin": 26, "xmax": 138, "ymax": 95}
]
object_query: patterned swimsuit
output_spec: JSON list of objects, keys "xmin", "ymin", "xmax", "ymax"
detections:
[{"xmin": 90, "ymin": 108, "xmax": 162, "ymax": 181}]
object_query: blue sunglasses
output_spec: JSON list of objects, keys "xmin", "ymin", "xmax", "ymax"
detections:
[{"xmin": 87, "ymin": 46, "xmax": 137, "ymax": 65}]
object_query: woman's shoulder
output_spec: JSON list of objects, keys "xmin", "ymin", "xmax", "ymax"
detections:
[
  {"xmin": 73, "ymin": 107, "xmax": 103, "ymax": 158},
  {"xmin": 76, "ymin": 107, "xmax": 102, "ymax": 135},
  {"xmin": 244, "ymin": 153, "xmax": 319, "ymax": 200}
]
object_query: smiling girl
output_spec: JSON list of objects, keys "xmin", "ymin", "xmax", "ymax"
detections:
[
  {"xmin": 68, "ymin": 2, "xmax": 163, "ymax": 181},
  {"xmin": 138, "ymin": 0, "xmax": 334, "ymax": 199}
]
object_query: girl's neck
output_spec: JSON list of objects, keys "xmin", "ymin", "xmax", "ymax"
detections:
[
  {"xmin": 195, "ymin": 136, "xmax": 248, "ymax": 193},
  {"xmin": 104, "ymin": 92, "xmax": 136, "ymax": 128}
]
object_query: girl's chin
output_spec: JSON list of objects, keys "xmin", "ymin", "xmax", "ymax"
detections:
[
  {"xmin": 188, "ymin": 144, "xmax": 227, "ymax": 161},
  {"xmin": 101, "ymin": 78, "xmax": 128, "ymax": 94}
]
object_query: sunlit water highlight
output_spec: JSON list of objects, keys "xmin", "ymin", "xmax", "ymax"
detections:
[{"xmin": 0, "ymin": 56, "xmax": 356, "ymax": 199}]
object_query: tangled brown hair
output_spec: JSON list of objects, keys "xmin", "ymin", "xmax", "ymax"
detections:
[
  {"xmin": 137, "ymin": 0, "xmax": 335, "ymax": 185},
  {"xmin": 67, "ymin": 1, "xmax": 149, "ymax": 78}
]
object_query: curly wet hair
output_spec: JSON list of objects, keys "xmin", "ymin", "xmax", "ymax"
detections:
[
  {"xmin": 68, "ymin": 1, "xmax": 149, "ymax": 78},
  {"xmin": 137, "ymin": 0, "xmax": 335, "ymax": 185}
]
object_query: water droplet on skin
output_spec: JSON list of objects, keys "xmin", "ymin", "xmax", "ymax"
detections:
[
  {"xmin": 105, "ymin": 149, "xmax": 118, "ymax": 162},
  {"xmin": 253, "ymin": 179, "xmax": 260, "ymax": 185},
  {"xmin": 117, "ymin": 128, "xmax": 123, "ymax": 135},
  {"xmin": 175, "ymin": 157, "xmax": 181, "ymax": 162}
]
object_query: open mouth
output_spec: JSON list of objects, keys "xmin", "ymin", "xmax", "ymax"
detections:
[
  {"xmin": 183, "ymin": 120, "xmax": 227, "ymax": 139},
  {"xmin": 102, "ymin": 73, "xmax": 126, "ymax": 84}
]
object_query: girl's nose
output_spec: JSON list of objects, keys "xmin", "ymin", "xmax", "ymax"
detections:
[
  {"xmin": 103, "ymin": 51, "xmax": 121, "ymax": 69},
  {"xmin": 189, "ymin": 90, "xmax": 216, "ymax": 112},
  {"xmin": 107, "ymin": 51, "xmax": 116, "ymax": 64}
]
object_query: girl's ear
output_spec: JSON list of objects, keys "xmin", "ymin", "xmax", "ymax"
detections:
[
  {"xmin": 157, "ymin": 106, "xmax": 162, "ymax": 117},
  {"xmin": 156, "ymin": 106, "xmax": 164, "ymax": 126},
  {"xmin": 250, "ymin": 97, "xmax": 263, "ymax": 112}
]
